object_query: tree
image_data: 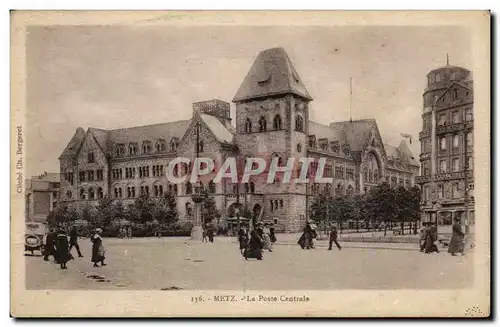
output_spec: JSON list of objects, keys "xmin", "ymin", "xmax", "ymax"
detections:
[
  {"xmin": 95, "ymin": 196, "xmax": 114, "ymax": 228},
  {"xmin": 152, "ymin": 191, "xmax": 179, "ymax": 226},
  {"xmin": 352, "ymin": 194, "xmax": 367, "ymax": 231},
  {"xmin": 310, "ymin": 194, "xmax": 330, "ymax": 232},
  {"xmin": 394, "ymin": 186, "xmax": 409, "ymax": 234},
  {"xmin": 46, "ymin": 204, "xmax": 69, "ymax": 227},
  {"xmin": 200, "ymin": 189, "xmax": 220, "ymax": 226},
  {"xmin": 365, "ymin": 182, "xmax": 396, "ymax": 235},
  {"xmin": 80, "ymin": 202, "xmax": 98, "ymax": 229},
  {"xmin": 130, "ymin": 194, "xmax": 155, "ymax": 224}
]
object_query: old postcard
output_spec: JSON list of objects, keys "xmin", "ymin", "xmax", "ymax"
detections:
[{"xmin": 10, "ymin": 11, "xmax": 490, "ymax": 317}]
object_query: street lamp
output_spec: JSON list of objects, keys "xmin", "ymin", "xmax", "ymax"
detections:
[{"xmin": 190, "ymin": 181, "xmax": 204, "ymax": 240}]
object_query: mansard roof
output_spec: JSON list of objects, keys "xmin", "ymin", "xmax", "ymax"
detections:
[{"xmin": 233, "ymin": 47, "xmax": 312, "ymax": 102}]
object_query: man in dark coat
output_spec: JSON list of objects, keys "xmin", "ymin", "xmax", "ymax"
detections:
[
  {"xmin": 328, "ymin": 226, "xmax": 342, "ymax": 251},
  {"xmin": 238, "ymin": 227, "xmax": 248, "ymax": 254},
  {"xmin": 424, "ymin": 222, "xmax": 439, "ymax": 253},
  {"xmin": 43, "ymin": 228, "xmax": 56, "ymax": 262},
  {"xmin": 243, "ymin": 229, "xmax": 263, "ymax": 260},
  {"xmin": 54, "ymin": 227, "xmax": 72, "ymax": 269},
  {"xmin": 448, "ymin": 217, "xmax": 465, "ymax": 256},
  {"xmin": 298, "ymin": 224, "xmax": 313, "ymax": 250},
  {"xmin": 68, "ymin": 225, "xmax": 84, "ymax": 258},
  {"xmin": 269, "ymin": 226, "xmax": 277, "ymax": 244}
]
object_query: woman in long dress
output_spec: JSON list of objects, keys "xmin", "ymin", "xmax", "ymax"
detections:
[
  {"xmin": 262, "ymin": 224, "xmax": 273, "ymax": 252},
  {"xmin": 448, "ymin": 217, "xmax": 465, "ymax": 256},
  {"xmin": 91, "ymin": 228, "xmax": 106, "ymax": 267},
  {"xmin": 238, "ymin": 227, "xmax": 248, "ymax": 254},
  {"xmin": 54, "ymin": 227, "xmax": 72, "ymax": 269},
  {"xmin": 243, "ymin": 230, "xmax": 263, "ymax": 260}
]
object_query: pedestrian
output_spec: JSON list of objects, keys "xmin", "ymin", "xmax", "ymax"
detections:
[
  {"xmin": 243, "ymin": 229, "xmax": 264, "ymax": 260},
  {"xmin": 424, "ymin": 222, "xmax": 439, "ymax": 254},
  {"xmin": 202, "ymin": 228, "xmax": 208, "ymax": 243},
  {"xmin": 269, "ymin": 226, "xmax": 277, "ymax": 244},
  {"xmin": 207, "ymin": 225, "xmax": 214, "ymax": 243},
  {"xmin": 328, "ymin": 226, "xmax": 342, "ymax": 251},
  {"xmin": 448, "ymin": 217, "xmax": 465, "ymax": 256},
  {"xmin": 43, "ymin": 228, "xmax": 57, "ymax": 262},
  {"xmin": 238, "ymin": 226, "xmax": 248, "ymax": 254},
  {"xmin": 68, "ymin": 225, "xmax": 84, "ymax": 258},
  {"xmin": 54, "ymin": 227, "xmax": 72, "ymax": 269},
  {"xmin": 419, "ymin": 223, "xmax": 428, "ymax": 252},
  {"xmin": 91, "ymin": 228, "xmax": 106, "ymax": 267},
  {"xmin": 127, "ymin": 226, "xmax": 132, "ymax": 239},
  {"xmin": 262, "ymin": 224, "xmax": 273, "ymax": 252}
]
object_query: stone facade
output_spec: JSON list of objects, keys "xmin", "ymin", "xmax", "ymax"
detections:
[
  {"xmin": 416, "ymin": 64, "xmax": 474, "ymax": 227},
  {"xmin": 58, "ymin": 47, "xmax": 419, "ymax": 232}
]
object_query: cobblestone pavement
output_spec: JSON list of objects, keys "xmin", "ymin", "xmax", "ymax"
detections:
[{"xmin": 24, "ymin": 237, "xmax": 473, "ymax": 290}]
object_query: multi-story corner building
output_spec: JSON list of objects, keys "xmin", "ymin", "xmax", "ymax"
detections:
[
  {"xmin": 58, "ymin": 47, "xmax": 418, "ymax": 232},
  {"xmin": 416, "ymin": 63, "xmax": 474, "ymax": 226},
  {"xmin": 25, "ymin": 172, "xmax": 61, "ymax": 222}
]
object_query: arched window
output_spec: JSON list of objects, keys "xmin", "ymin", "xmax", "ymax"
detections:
[
  {"xmin": 295, "ymin": 115, "xmax": 304, "ymax": 132},
  {"xmin": 66, "ymin": 190, "xmax": 72, "ymax": 199},
  {"xmin": 186, "ymin": 182, "xmax": 193, "ymax": 195},
  {"xmin": 374, "ymin": 169, "xmax": 379, "ymax": 182},
  {"xmin": 279, "ymin": 199, "xmax": 284, "ymax": 208},
  {"xmin": 368, "ymin": 169, "xmax": 372, "ymax": 183},
  {"xmin": 249, "ymin": 182, "xmax": 255, "ymax": 193},
  {"xmin": 145, "ymin": 185, "xmax": 149, "ymax": 196},
  {"xmin": 336, "ymin": 183, "xmax": 344, "ymax": 196},
  {"xmin": 270, "ymin": 200, "xmax": 274, "ymax": 212},
  {"xmin": 186, "ymin": 203, "xmax": 193, "ymax": 216},
  {"xmin": 154, "ymin": 185, "xmax": 159, "ymax": 197},
  {"xmin": 209, "ymin": 181, "xmax": 216, "ymax": 193},
  {"xmin": 347, "ymin": 185, "xmax": 354, "ymax": 196},
  {"xmin": 274, "ymin": 200, "xmax": 279, "ymax": 210},
  {"xmin": 98, "ymin": 187, "xmax": 104, "ymax": 199},
  {"xmin": 273, "ymin": 114, "xmax": 282, "ymax": 130},
  {"xmin": 259, "ymin": 116, "xmax": 267, "ymax": 132},
  {"xmin": 245, "ymin": 118, "xmax": 252, "ymax": 133},
  {"xmin": 88, "ymin": 188, "xmax": 95, "ymax": 200},
  {"xmin": 142, "ymin": 141, "xmax": 152, "ymax": 154},
  {"xmin": 80, "ymin": 188, "xmax": 85, "ymax": 199}
]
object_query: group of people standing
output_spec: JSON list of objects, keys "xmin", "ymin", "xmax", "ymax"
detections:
[
  {"xmin": 420, "ymin": 217, "xmax": 467, "ymax": 256},
  {"xmin": 43, "ymin": 225, "xmax": 107, "ymax": 269},
  {"xmin": 298, "ymin": 224, "xmax": 342, "ymax": 251},
  {"xmin": 118, "ymin": 226, "xmax": 132, "ymax": 239},
  {"xmin": 238, "ymin": 223, "xmax": 276, "ymax": 260},
  {"xmin": 202, "ymin": 225, "xmax": 215, "ymax": 243}
]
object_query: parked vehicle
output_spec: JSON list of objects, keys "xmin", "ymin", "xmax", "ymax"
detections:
[{"xmin": 25, "ymin": 222, "xmax": 47, "ymax": 255}]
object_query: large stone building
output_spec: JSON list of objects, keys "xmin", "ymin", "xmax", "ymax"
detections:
[
  {"xmin": 58, "ymin": 47, "xmax": 419, "ymax": 232},
  {"xmin": 416, "ymin": 63, "xmax": 474, "ymax": 227},
  {"xmin": 25, "ymin": 172, "xmax": 60, "ymax": 222}
]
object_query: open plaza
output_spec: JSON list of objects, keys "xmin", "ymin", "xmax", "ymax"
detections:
[{"xmin": 25, "ymin": 235, "xmax": 473, "ymax": 291}]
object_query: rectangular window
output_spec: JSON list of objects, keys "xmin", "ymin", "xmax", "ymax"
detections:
[
  {"xmin": 440, "ymin": 160, "xmax": 447, "ymax": 173},
  {"xmin": 438, "ymin": 184, "xmax": 443, "ymax": 199},
  {"xmin": 96, "ymin": 169, "xmax": 103, "ymax": 181},
  {"xmin": 452, "ymin": 158, "xmax": 460, "ymax": 172},
  {"xmin": 88, "ymin": 151, "xmax": 95, "ymax": 163},
  {"xmin": 452, "ymin": 111, "xmax": 459, "ymax": 123},
  {"xmin": 467, "ymin": 156, "xmax": 473, "ymax": 170},
  {"xmin": 438, "ymin": 114, "xmax": 446, "ymax": 126},
  {"xmin": 452, "ymin": 134, "xmax": 459, "ymax": 148},
  {"xmin": 435, "ymin": 73, "xmax": 442, "ymax": 82},
  {"xmin": 465, "ymin": 109, "xmax": 473, "ymax": 121},
  {"xmin": 79, "ymin": 171, "xmax": 85, "ymax": 182},
  {"xmin": 87, "ymin": 170, "xmax": 94, "ymax": 181},
  {"xmin": 466, "ymin": 132, "xmax": 473, "ymax": 145},
  {"xmin": 440, "ymin": 137, "xmax": 447, "ymax": 150}
]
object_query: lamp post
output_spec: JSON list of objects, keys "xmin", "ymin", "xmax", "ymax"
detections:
[{"xmin": 190, "ymin": 121, "xmax": 204, "ymax": 240}]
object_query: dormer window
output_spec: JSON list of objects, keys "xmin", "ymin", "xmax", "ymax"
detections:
[
  {"xmin": 129, "ymin": 142, "xmax": 138, "ymax": 156},
  {"xmin": 331, "ymin": 141, "xmax": 340, "ymax": 153},
  {"xmin": 319, "ymin": 139, "xmax": 328, "ymax": 151},
  {"xmin": 115, "ymin": 143, "xmax": 125, "ymax": 157},
  {"xmin": 452, "ymin": 88, "xmax": 458, "ymax": 100},
  {"xmin": 170, "ymin": 138, "xmax": 178, "ymax": 152},
  {"xmin": 435, "ymin": 73, "xmax": 442, "ymax": 82},
  {"xmin": 342, "ymin": 144, "xmax": 350, "ymax": 156},
  {"xmin": 156, "ymin": 139, "xmax": 166, "ymax": 153},
  {"xmin": 142, "ymin": 141, "xmax": 152, "ymax": 154},
  {"xmin": 308, "ymin": 135, "xmax": 316, "ymax": 148}
]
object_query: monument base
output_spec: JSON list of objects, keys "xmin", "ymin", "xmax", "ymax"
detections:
[{"xmin": 190, "ymin": 225, "xmax": 203, "ymax": 240}]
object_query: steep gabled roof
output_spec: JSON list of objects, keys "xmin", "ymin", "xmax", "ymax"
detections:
[
  {"xmin": 233, "ymin": 47, "xmax": 312, "ymax": 102},
  {"xmin": 200, "ymin": 114, "xmax": 235, "ymax": 144},
  {"xmin": 59, "ymin": 127, "xmax": 86, "ymax": 158},
  {"xmin": 435, "ymin": 81, "xmax": 473, "ymax": 104},
  {"xmin": 329, "ymin": 119, "xmax": 376, "ymax": 151},
  {"xmin": 384, "ymin": 141, "xmax": 419, "ymax": 167},
  {"xmin": 108, "ymin": 120, "xmax": 192, "ymax": 146},
  {"xmin": 308, "ymin": 121, "xmax": 347, "ymax": 144}
]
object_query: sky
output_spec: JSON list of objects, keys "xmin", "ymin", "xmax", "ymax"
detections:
[{"xmin": 25, "ymin": 25, "xmax": 472, "ymax": 177}]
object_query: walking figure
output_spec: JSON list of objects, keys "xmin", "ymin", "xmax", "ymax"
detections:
[
  {"xmin": 328, "ymin": 226, "xmax": 342, "ymax": 251},
  {"xmin": 54, "ymin": 226, "xmax": 73, "ymax": 269},
  {"xmin": 68, "ymin": 225, "xmax": 84, "ymax": 258},
  {"xmin": 448, "ymin": 217, "xmax": 465, "ymax": 256},
  {"xmin": 91, "ymin": 228, "xmax": 106, "ymax": 267},
  {"xmin": 202, "ymin": 228, "xmax": 208, "ymax": 243},
  {"xmin": 43, "ymin": 228, "xmax": 57, "ymax": 262}
]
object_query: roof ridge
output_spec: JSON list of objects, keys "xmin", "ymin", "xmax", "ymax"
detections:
[{"xmin": 108, "ymin": 119, "xmax": 192, "ymax": 132}]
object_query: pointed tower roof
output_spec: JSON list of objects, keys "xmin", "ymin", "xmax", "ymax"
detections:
[
  {"xmin": 59, "ymin": 127, "xmax": 86, "ymax": 158},
  {"xmin": 233, "ymin": 47, "xmax": 312, "ymax": 102}
]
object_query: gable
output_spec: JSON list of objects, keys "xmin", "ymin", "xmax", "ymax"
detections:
[
  {"xmin": 177, "ymin": 115, "xmax": 221, "ymax": 154},
  {"xmin": 75, "ymin": 130, "xmax": 108, "ymax": 167},
  {"xmin": 59, "ymin": 127, "xmax": 86, "ymax": 158},
  {"xmin": 435, "ymin": 82, "xmax": 473, "ymax": 109}
]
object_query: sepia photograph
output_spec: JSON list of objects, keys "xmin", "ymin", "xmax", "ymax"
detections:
[{"xmin": 10, "ymin": 10, "xmax": 490, "ymax": 317}]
